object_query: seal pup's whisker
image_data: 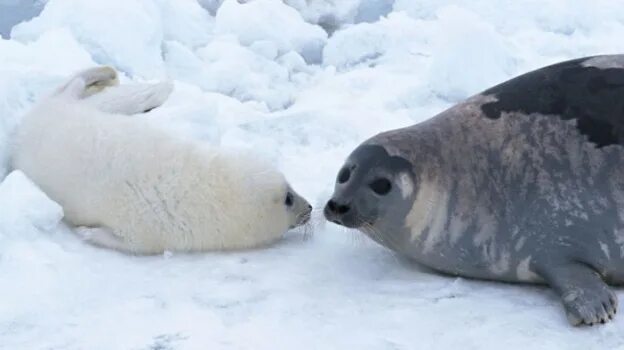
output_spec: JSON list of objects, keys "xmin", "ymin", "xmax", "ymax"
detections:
[{"xmin": 291, "ymin": 218, "xmax": 316, "ymax": 241}]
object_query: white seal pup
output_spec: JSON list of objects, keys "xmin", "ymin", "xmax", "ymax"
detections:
[{"xmin": 12, "ymin": 66, "xmax": 312, "ymax": 254}]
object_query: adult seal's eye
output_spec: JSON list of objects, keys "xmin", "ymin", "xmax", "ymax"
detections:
[
  {"xmin": 285, "ymin": 192, "xmax": 294, "ymax": 206},
  {"xmin": 337, "ymin": 167, "xmax": 351, "ymax": 184},
  {"xmin": 369, "ymin": 178, "xmax": 392, "ymax": 195}
]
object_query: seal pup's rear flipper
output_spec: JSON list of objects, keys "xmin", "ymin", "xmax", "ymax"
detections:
[
  {"xmin": 54, "ymin": 66, "xmax": 173, "ymax": 115},
  {"xmin": 54, "ymin": 66, "xmax": 119, "ymax": 99},
  {"xmin": 84, "ymin": 80, "xmax": 173, "ymax": 115}
]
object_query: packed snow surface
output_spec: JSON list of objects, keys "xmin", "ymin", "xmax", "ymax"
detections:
[{"xmin": 2, "ymin": 0, "xmax": 624, "ymax": 349}]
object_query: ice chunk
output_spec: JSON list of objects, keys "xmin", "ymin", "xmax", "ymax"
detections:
[
  {"xmin": 164, "ymin": 37, "xmax": 297, "ymax": 110},
  {"xmin": 12, "ymin": 0, "xmax": 165, "ymax": 78},
  {"xmin": 323, "ymin": 12, "xmax": 426, "ymax": 70},
  {"xmin": 0, "ymin": 0, "xmax": 46, "ymax": 38},
  {"xmin": 354, "ymin": 0, "xmax": 394, "ymax": 24},
  {"xmin": 284, "ymin": 0, "xmax": 360, "ymax": 33},
  {"xmin": 215, "ymin": 0, "xmax": 327, "ymax": 64},
  {"xmin": 0, "ymin": 170, "xmax": 63, "ymax": 238},
  {"xmin": 197, "ymin": 0, "xmax": 225, "ymax": 16},
  {"xmin": 426, "ymin": 6, "xmax": 514, "ymax": 102},
  {"xmin": 155, "ymin": 0, "xmax": 214, "ymax": 48}
]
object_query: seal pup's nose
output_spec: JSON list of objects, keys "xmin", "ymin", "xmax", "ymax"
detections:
[{"xmin": 299, "ymin": 204, "xmax": 313, "ymax": 225}]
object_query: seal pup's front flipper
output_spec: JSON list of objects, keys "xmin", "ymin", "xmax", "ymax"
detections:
[
  {"xmin": 75, "ymin": 226, "xmax": 149, "ymax": 255},
  {"xmin": 537, "ymin": 262, "xmax": 617, "ymax": 326}
]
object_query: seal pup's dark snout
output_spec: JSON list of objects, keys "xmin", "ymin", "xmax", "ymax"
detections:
[
  {"xmin": 299, "ymin": 204, "xmax": 313, "ymax": 225},
  {"xmin": 290, "ymin": 203, "xmax": 312, "ymax": 229}
]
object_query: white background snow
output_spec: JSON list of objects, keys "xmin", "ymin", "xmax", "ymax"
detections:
[{"xmin": 2, "ymin": 0, "xmax": 624, "ymax": 349}]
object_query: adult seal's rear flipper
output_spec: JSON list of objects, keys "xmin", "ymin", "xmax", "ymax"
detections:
[{"xmin": 536, "ymin": 261, "xmax": 617, "ymax": 325}]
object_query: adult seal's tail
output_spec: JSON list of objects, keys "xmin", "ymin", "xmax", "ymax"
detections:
[
  {"xmin": 12, "ymin": 66, "xmax": 312, "ymax": 254},
  {"xmin": 325, "ymin": 54, "xmax": 624, "ymax": 326}
]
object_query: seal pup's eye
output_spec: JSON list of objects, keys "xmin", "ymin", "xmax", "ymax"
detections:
[
  {"xmin": 285, "ymin": 192, "xmax": 294, "ymax": 206},
  {"xmin": 369, "ymin": 178, "xmax": 392, "ymax": 195}
]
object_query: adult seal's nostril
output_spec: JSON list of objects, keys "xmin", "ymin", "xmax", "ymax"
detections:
[
  {"xmin": 326, "ymin": 199, "xmax": 350, "ymax": 215},
  {"xmin": 326, "ymin": 199, "xmax": 337, "ymax": 213},
  {"xmin": 335, "ymin": 203, "xmax": 350, "ymax": 214}
]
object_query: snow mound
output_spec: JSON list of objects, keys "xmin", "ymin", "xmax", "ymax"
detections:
[
  {"xmin": 0, "ymin": 28, "xmax": 94, "ymax": 73},
  {"xmin": 11, "ymin": 0, "xmax": 164, "ymax": 78},
  {"xmin": 323, "ymin": 12, "xmax": 426, "ymax": 70},
  {"xmin": 426, "ymin": 6, "xmax": 515, "ymax": 102},
  {"xmin": 197, "ymin": 0, "xmax": 225, "ymax": 16},
  {"xmin": 156, "ymin": 0, "xmax": 214, "ymax": 48},
  {"xmin": 285, "ymin": 0, "xmax": 394, "ymax": 34},
  {"xmin": 215, "ymin": 0, "xmax": 327, "ymax": 64},
  {"xmin": 0, "ymin": 170, "xmax": 63, "ymax": 239},
  {"xmin": 0, "ymin": 0, "xmax": 46, "ymax": 38},
  {"xmin": 164, "ymin": 36, "xmax": 313, "ymax": 111}
]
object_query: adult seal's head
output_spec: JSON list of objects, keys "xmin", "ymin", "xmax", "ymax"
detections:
[{"xmin": 324, "ymin": 145, "xmax": 415, "ymax": 232}]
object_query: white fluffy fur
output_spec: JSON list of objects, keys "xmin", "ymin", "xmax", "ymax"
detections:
[{"xmin": 12, "ymin": 67, "xmax": 309, "ymax": 254}]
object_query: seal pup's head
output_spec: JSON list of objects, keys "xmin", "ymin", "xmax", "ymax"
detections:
[
  {"xmin": 324, "ymin": 144, "xmax": 415, "ymax": 231},
  {"xmin": 198, "ymin": 149, "xmax": 313, "ymax": 249},
  {"xmin": 284, "ymin": 184, "xmax": 313, "ymax": 229},
  {"xmin": 253, "ymin": 174, "xmax": 312, "ymax": 231},
  {"xmin": 226, "ymin": 152, "xmax": 313, "ymax": 232}
]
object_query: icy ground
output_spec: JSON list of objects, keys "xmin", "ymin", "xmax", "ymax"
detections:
[{"xmin": 2, "ymin": 0, "xmax": 624, "ymax": 349}]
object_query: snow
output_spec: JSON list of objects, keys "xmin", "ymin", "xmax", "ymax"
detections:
[
  {"xmin": 164, "ymin": 35, "xmax": 305, "ymax": 111},
  {"xmin": 214, "ymin": 0, "xmax": 327, "ymax": 63},
  {"xmin": 0, "ymin": 170, "xmax": 63, "ymax": 237},
  {"xmin": 1, "ymin": 0, "xmax": 624, "ymax": 349},
  {"xmin": 283, "ymin": 0, "xmax": 393, "ymax": 34},
  {"xmin": 0, "ymin": 0, "xmax": 45, "ymax": 39},
  {"xmin": 157, "ymin": 0, "xmax": 214, "ymax": 48},
  {"xmin": 11, "ymin": 0, "xmax": 165, "ymax": 78},
  {"xmin": 425, "ymin": 6, "xmax": 515, "ymax": 102}
]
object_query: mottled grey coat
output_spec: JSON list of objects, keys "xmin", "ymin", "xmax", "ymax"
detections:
[{"xmin": 325, "ymin": 55, "xmax": 624, "ymax": 326}]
